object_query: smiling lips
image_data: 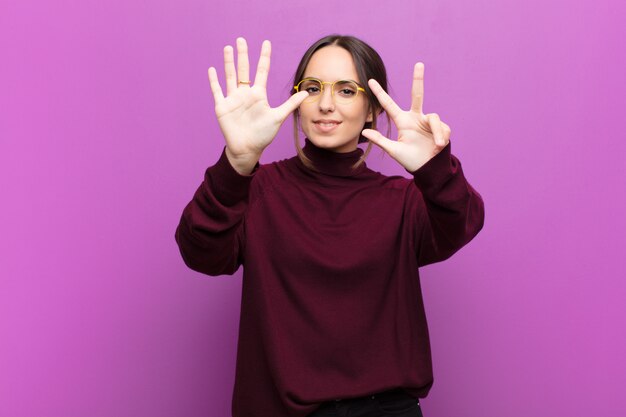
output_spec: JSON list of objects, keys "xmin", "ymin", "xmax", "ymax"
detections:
[{"xmin": 313, "ymin": 119, "xmax": 342, "ymax": 133}]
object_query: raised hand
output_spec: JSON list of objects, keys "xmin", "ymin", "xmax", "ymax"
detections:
[
  {"xmin": 208, "ymin": 37, "xmax": 309, "ymax": 174},
  {"xmin": 361, "ymin": 63, "xmax": 451, "ymax": 173}
]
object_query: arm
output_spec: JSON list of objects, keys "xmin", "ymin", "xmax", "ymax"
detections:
[
  {"xmin": 363, "ymin": 62, "xmax": 484, "ymax": 265},
  {"xmin": 175, "ymin": 149, "xmax": 255, "ymax": 276},
  {"xmin": 411, "ymin": 142, "xmax": 485, "ymax": 266},
  {"xmin": 361, "ymin": 62, "xmax": 484, "ymax": 264},
  {"xmin": 176, "ymin": 37, "xmax": 307, "ymax": 274}
]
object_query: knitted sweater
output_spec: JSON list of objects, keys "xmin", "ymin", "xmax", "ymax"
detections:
[{"xmin": 175, "ymin": 139, "xmax": 485, "ymax": 417}]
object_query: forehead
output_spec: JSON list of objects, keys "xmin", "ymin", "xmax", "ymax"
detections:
[{"xmin": 303, "ymin": 45, "xmax": 359, "ymax": 80}]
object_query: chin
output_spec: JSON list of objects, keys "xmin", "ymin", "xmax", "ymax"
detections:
[{"xmin": 307, "ymin": 134, "xmax": 358, "ymax": 153}]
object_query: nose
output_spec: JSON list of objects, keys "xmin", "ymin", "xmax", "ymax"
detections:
[{"xmin": 318, "ymin": 85, "xmax": 335, "ymax": 112}]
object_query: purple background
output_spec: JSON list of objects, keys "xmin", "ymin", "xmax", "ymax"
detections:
[{"xmin": 2, "ymin": 0, "xmax": 625, "ymax": 416}]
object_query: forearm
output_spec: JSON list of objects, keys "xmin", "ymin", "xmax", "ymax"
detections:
[
  {"xmin": 412, "ymin": 143, "xmax": 485, "ymax": 266},
  {"xmin": 175, "ymin": 148, "xmax": 254, "ymax": 275}
]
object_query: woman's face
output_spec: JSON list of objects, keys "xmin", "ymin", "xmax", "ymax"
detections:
[{"xmin": 298, "ymin": 46, "xmax": 372, "ymax": 153}]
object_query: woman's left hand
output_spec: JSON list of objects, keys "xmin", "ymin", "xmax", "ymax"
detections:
[{"xmin": 361, "ymin": 62, "xmax": 451, "ymax": 172}]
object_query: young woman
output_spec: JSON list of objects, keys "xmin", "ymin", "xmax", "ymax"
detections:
[{"xmin": 176, "ymin": 35, "xmax": 484, "ymax": 417}]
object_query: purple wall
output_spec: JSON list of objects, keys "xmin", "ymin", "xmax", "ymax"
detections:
[{"xmin": 2, "ymin": 0, "xmax": 625, "ymax": 416}]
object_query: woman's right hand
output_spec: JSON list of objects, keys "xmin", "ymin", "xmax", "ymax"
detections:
[{"xmin": 208, "ymin": 37, "xmax": 309, "ymax": 175}]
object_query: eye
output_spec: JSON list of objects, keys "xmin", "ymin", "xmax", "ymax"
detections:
[
  {"xmin": 299, "ymin": 80, "xmax": 322, "ymax": 95},
  {"xmin": 335, "ymin": 81, "xmax": 359, "ymax": 97},
  {"xmin": 338, "ymin": 88, "xmax": 356, "ymax": 96}
]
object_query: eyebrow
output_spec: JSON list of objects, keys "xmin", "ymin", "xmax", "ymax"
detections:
[{"xmin": 301, "ymin": 76, "xmax": 361, "ymax": 84}]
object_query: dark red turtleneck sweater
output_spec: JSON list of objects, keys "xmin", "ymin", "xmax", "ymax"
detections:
[{"xmin": 175, "ymin": 139, "xmax": 484, "ymax": 417}]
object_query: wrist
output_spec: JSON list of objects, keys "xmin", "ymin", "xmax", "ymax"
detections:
[{"xmin": 225, "ymin": 147, "xmax": 262, "ymax": 175}]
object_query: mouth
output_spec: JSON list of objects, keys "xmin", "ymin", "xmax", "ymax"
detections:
[
  {"xmin": 313, "ymin": 120, "xmax": 342, "ymax": 133},
  {"xmin": 314, "ymin": 120, "xmax": 342, "ymax": 127}
]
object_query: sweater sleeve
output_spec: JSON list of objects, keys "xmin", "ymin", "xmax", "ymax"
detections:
[
  {"xmin": 174, "ymin": 148, "xmax": 256, "ymax": 276},
  {"xmin": 411, "ymin": 142, "xmax": 485, "ymax": 267}
]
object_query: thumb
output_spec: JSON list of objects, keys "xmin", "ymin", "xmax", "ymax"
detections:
[
  {"xmin": 275, "ymin": 91, "xmax": 309, "ymax": 121},
  {"xmin": 362, "ymin": 129, "xmax": 394, "ymax": 155}
]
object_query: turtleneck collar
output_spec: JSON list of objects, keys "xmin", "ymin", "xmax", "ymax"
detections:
[{"xmin": 299, "ymin": 138, "xmax": 367, "ymax": 177}]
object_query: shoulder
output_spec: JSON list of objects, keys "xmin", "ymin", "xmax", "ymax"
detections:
[
  {"xmin": 254, "ymin": 155, "xmax": 299, "ymax": 183},
  {"xmin": 246, "ymin": 155, "xmax": 300, "ymax": 202},
  {"xmin": 361, "ymin": 166, "xmax": 418, "ymax": 192},
  {"xmin": 358, "ymin": 168, "xmax": 427, "ymax": 215}
]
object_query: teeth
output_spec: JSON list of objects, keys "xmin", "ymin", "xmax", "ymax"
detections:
[{"xmin": 319, "ymin": 122, "xmax": 338, "ymax": 126}]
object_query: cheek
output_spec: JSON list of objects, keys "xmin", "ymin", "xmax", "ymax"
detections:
[
  {"xmin": 299, "ymin": 113, "xmax": 311, "ymax": 132},
  {"xmin": 348, "ymin": 102, "xmax": 371, "ymax": 122},
  {"xmin": 300, "ymin": 122, "xmax": 310, "ymax": 136},
  {"xmin": 298, "ymin": 106, "xmax": 314, "ymax": 124},
  {"xmin": 296, "ymin": 110, "xmax": 308, "ymax": 132}
]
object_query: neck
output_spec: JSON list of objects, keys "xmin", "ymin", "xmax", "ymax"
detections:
[{"xmin": 299, "ymin": 138, "xmax": 366, "ymax": 177}]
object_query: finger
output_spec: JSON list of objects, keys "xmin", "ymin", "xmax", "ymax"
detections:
[
  {"xmin": 275, "ymin": 91, "xmax": 309, "ymax": 121},
  {"xmin": 236, "ymin": 37, "xmax": 250, "ymax": 87},
  {"xmin": 410, "ymin": 62, "xmax": 424, "ymax": 114},
  {"xmin": 254, "ymin": 40, "xmax": 271, "ymax": 89},
  {"xmin": 208, "ymin": 67, "xmax": 224, "ymax": 104},
  {"xmin": 361, "ymin": 128, "xmax": 396, "ymax": 156},
  {"xmin": 426, "ymin": 113, "xmax": 445, "ymax": 147},
  {"xmin": 442, "ymin": 121, "xmax": 452, "ymax": 143},
  {"xmin": 368, "ymin": 79, "xmax": 403, "ymax": 120},
  {"xmin": 224, "ymin": 45, "xmax": 237, "ymax": 95}
]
